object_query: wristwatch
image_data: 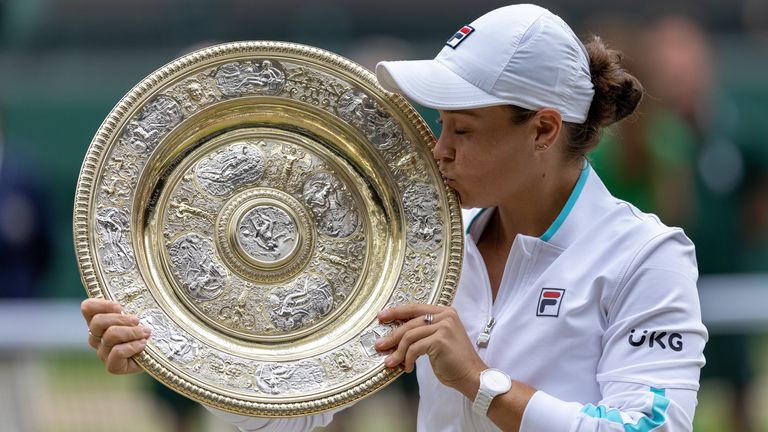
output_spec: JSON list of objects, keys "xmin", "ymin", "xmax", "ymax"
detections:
[{"xmin": 472, "ymin": 368, "xmax": 512, "ymax": 417}]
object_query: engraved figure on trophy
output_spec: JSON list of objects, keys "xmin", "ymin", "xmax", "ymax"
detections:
[
  {"xmin": 302, "ymin": 172, "xmax": 359, "ymax": 237},
  {"xmin": 313, "ymin": 238, "xmax": 364, "ymax": 301},
  {"xmin": 403, "ymin": 183, "xmax": 443, "ymax": 251},
  {"xmin": 237, "ymin": 206, "xmax": 297, "ymax": 262},
  {"xmin": 120, "ymin": 95, "xmax": 183, "ymax": 154},
  {"xmin": 215, "ymin": 60, "xmax": 285, "ymax": 97},
  {"xmin": 285, "ymin": 66, "xmax": 346, "ymax": 107},
  {"xmin": 405, "ymin": 250, "xmax": 438, "ymax": 287},
  {"xmin": 216, "ymin": 288, "xmax": 256, "ymax": 331},
  {"xmin": 316, "ymin": 244, "xmax": 360, "ymax": 274},
  {"xmin": 169, "ymin": 75, "xmax": 219, "ymax": 115},
  {"xmin": 168, "ymin": 233, "xmax": 227, "ymax": 301},
  {"xmin": 165, "ymin": 173, "xmax": 220, "ymax": 238},
  {"xmin": 206, "ymin": 354, "xmax": 254, "ymax": 389},
  {"xmin": 337, "ymin": 89, "xmax": 402, "ymax": 150},
  {"xmin": 335, "ymin": 348, "xmax": 372, "ymax": 375},
  {"xmin": 280, "ymin": 145, "xmax": 301, "ymax": 184},
  {"xmin": 267, "ymin": 274, "xmax": 334, "ymax": 332},
  {"xmin": 96, "ymin": 207, "xmax": 135, "ymax": 273},
  {"xmin": 196, "ymin": 143, "xmax": 265, "ymax": 196},
  {"xmin": 315, "ymin": 246, "xmax": 355, "ymax": 272},
  {"xmin": 325, "ymin": 348, "xmax": 370, "ymax": 378},
  {"xmin": 109, "ymin": 274, "xmax": 146, "ymax": 312},
  {"xmin": 254, "ymin": 361, "xmax": 324, "ymax": 395},
  {"xmin": 393, "ymin": 250, "xmax": 438, "ymax": 306},
  {"xmin": 278, "ymin": 144, "xmax": 313, "ymax": 191},
  {"xmin": 100, "ymin": 154, "xmax": 140, "ymax": 204},
  {"xmin": 383, "ymin": 140, "xmax": 427, "ymax": 184},
  {"xmin": 169, "ymin": 197, "xmax": 213, "ymax": 223},
  {"xmin": 262, "ymin": 142, "xmax": 314, "ymax": 192},
  {"xmin": 139, "ymin": 309, "xmax": 200, "ymax": 364},
  {"xmin": 333, "ymin": 351, "xmax": 354, "ymax": 371}
]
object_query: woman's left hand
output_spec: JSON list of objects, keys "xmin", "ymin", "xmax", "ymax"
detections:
[{"xmin": 375, "ymin": 304, "xmax": 486, "ymax": 395}]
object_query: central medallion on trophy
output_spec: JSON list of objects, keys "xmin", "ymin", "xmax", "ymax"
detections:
[
  {"xmin": 218, "ymin": 187, "xmax": 315, "ymax": 284},
  {"xmin": 235, "ymin": 204, "xmax": 299, "ymax": 267}
]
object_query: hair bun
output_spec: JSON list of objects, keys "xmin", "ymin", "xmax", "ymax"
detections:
[{"xmin": 585, "ymin": 35, "xmax": 644, "ymax": 128}]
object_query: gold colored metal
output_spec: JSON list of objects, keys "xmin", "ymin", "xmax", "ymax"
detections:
[{"xmin": 73, "ymin": 41, "xmax": 463, "ymax": 417}]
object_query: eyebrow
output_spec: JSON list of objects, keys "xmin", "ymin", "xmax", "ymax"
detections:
[
  {"xmin": 439, "ymin": 109, "xmax": 481, "ymax": 119},
  {"xmin": 450, "ymin": 109, "xmax": 481, "ymax": 116}
]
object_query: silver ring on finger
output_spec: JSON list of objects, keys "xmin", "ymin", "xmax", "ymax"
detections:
[
  {"xmin": 424, "ymin": 313, "xmax": 434, "ymax": 325},
  {"xmin": 88, "ymin": 329, "xmax": 102, "ymax": 343}
]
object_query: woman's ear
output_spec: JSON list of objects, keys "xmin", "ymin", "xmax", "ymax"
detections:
[{"xmin": 532, "ymin": 108, "xmax": 562, "ymax": 151}]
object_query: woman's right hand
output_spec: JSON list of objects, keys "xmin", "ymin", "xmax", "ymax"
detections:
[{"xmin": 80, "ymin": 298, "xmax": 151, "ymax": 374}]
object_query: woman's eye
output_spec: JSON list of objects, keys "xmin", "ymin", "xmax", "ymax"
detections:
[{"xmin": 454, "ymin": 129, "xmax": 468, "ymax": 135}]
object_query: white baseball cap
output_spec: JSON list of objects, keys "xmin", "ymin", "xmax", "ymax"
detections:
[{"xmin": 376, "ymin": 4, "xmax": 595, "ymax": 123}]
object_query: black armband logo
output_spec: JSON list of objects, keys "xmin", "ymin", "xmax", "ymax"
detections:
[{"xmin": 628, "ymin": 329, "xmax": 683, "ymax": 352}]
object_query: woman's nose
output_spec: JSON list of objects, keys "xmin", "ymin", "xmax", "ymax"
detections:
[{"xmin": 432, "ymin": 132, "xmax": 455, "ymax": 162}]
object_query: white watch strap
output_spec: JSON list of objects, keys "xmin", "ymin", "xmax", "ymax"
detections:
[{"xmin": 472, "ymin": 389, "xmax": 493, "ymax": 417}]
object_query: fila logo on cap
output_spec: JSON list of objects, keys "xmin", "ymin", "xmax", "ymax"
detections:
[
  {"xmin": 445, "ymin": 25, "xmax": 475, "ymax": 49},
  {"xmin": 537, "ymin": 288, "xmax": 565, "ymax": 317}
]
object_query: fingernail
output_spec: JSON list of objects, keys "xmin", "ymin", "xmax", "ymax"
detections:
[
  {"xmin": 142, "ymin": 327, "xmax": 151, "ymax": 337},
  {"xmin": 129, "ymin": 316, "xmax": 140, "ymax": 325},
  {"xmin": 374, "ymin": 338, "xmax": 385, "ymax": 348},
  {"xmin": 384, "ymin": 355, "xmax": 394, "ymax": 367}
]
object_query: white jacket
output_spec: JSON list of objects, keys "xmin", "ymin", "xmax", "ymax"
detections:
[{"xmin": 208, "ymin": 165, "xmax": 708, "ymax": 431}]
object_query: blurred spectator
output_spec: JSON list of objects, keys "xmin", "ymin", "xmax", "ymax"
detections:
[
  {"xmin": 640, "ymin": 20, "xmax": 756, "ymax": 432},
  {"xmin": 592, "ymin": 15, "xmax": 760, "ymax": 432},
  {"xmin": 0, "ymin": 108, "xmax": 52, "ymax": 298},
  {"xmin": 740, "ymin": 161, "xmax": 768, "ymax": 271}
]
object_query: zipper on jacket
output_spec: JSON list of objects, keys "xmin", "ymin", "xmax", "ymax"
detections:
[
  {"xmin": 468, "ymin": 209, "xmax": 501, "ymax": 352},
  {"xmin": 476, "ymin": 316, "xmax": 496, "ymax": 348}
]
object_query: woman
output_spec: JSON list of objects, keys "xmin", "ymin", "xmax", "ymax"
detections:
[{"xmin": 81, "ymin": 4, "xmax": 707, "ymax": 431}]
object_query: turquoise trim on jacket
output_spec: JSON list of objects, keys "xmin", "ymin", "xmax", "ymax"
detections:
[
  {"xmin": 540, "ymin": 162, "xmax": 591, "ymax": 242},
  {"xmin": 580, "ymin": 387, "xmax": 671, "ymax": 432},
  {"xmin": 465, "ymin": 208, "xmax": 488, "ymax": 235}
]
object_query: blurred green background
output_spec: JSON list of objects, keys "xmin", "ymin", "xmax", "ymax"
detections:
[{"xmin": 1, "ymin": 0, "xmax": 767, "ymax": 431}]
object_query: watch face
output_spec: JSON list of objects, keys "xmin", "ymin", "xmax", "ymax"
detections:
[{"xmin": 483, "ymin": 369, "xmax": 512, "ymax": 394}]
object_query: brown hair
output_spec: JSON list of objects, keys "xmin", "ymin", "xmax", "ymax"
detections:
[{"xmin": 510, "ymin": 35, "xmax": 644, "ymax": 160}]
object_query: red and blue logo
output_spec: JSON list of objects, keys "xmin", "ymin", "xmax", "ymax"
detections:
[
  {"xmin": 537, "ymin": 288, "xmax": 565, "ymax": 317},
  {"xmin": 446, "ymin": 25, "xmax": 475, "ymax": 49}
]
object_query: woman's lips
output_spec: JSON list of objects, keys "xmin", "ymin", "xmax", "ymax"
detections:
[{"xmin": 439, "ymin": 168, "xmax": 457, "ymax": 187}]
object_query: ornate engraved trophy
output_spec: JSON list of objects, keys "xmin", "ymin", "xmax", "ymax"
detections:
[{"xmin": 73, "ymin": 42, "xmax": 462, "ymax": 416}]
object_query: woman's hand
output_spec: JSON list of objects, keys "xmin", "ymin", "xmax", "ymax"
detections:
[
  {"xmin": 80, "ymin": 298, "xmax": 151, "ymax": 375},
  {"xmin": 375, "ymin": 304, "xmax": 486, "ymax": 396}
]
